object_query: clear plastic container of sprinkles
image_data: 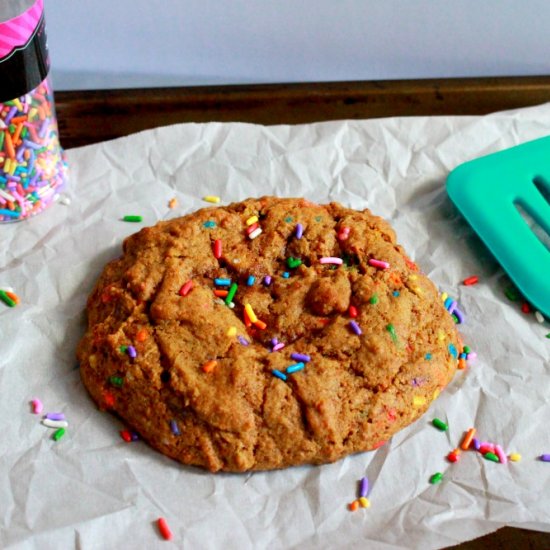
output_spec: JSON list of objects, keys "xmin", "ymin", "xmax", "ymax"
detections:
[{"xmin": 0, "ymin": 0, "xmax": 67, "ymax": 223}]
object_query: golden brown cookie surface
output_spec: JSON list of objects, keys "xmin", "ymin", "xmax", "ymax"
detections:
[{"xmin": 77, "ymin": 197, "xmax": 461, "ymax": 472}]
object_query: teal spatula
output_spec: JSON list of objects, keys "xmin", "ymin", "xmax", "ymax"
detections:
[{"xmin": 446, "ymin": 136, "xmax": 550, "ymax": 319}]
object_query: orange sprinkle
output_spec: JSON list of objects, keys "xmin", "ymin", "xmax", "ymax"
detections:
[
  {"xmin": 389, "ymin": 272, "xmax": 403, "ymax": 286},
  {"xmin": 460, "ymin": 428, "xmax": 476, "ymax": 450},
  {"xmin": 214, "ymin": 289, "xmax": 228, "ymax": 297},
  {"xmin": 4, "ymin": 131, "xmax": 15, "ymax": 158},
  {"xmin": 254, "ymin": 319, "xmax": 267, "ymax": 330},
  {"xmin": 349, "ymin": 500, "xmax": 359, "ymax": 512},
  {"xmin": 168, "ymin": 198, "xmax": 178, "ymax": 209},
  {"xmin": 458, "ymin": 358, "xmax": 467, "ymax": 370},
  {"xmin": 5, "ymin": 291, "xmax": 19, "ymax": 304},
  {"xmin": 202, "ymin": 360, "xmax": 217, "ymax": 373},
  {"xmin": 12, "ymin": 123, "xmax": 23, "ymax": 144},
  {"xmin": 136, "ymin": 328, "xmax": 148, "ymax": 342}
]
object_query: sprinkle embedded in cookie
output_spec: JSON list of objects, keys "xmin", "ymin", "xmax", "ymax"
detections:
[{"xmin": 77, "ymin": 197, "xmax": 462, "ymax": 472}]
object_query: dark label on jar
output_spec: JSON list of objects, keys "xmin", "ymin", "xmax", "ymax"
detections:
[{"xmin": 0, "ymin": 5, "xmax": 50, "ymax": 103}]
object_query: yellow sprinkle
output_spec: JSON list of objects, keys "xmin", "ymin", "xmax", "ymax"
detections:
[
  {"xmin": 413, "ymin": 396, "xmax": 426, "ymax": 407},
  {"xmin": 203, "ymin": 195, "xmax": 220, "ymax": 204},
  {"xmin": 358, "ymin": 497, "xmax": 370, "ymax": 508},
  {"xmin": 509, "ymin": 453, "xmax": 522, "ymax": 462},
  {"xmin": 441, "ymin": 292, "xmax": 448, "ymax": 301},
  {"xmin": 226, "ymin": 326, "xmax": 237, "ymax": 337},
  {"xmin": 432, "ymin": 389, "xmax": 440, "ymax": 400},
  {"xmin": 244, "ymin": 303, "xmax": 258, "ymax": 324},
  {"xmin": 29, "ymin": 107, "xmax": 38, "ymax": 119},
  {"xmin": 409, "ymin": 275, "xmax": 417, "ymax": 280},
  {"xmin": 411, "ymin": 286, "xmax": 423, "ymax": 296},
  {"xmin": 246, "ymin": 215, "xmax": 259, "ymax": 226},
  {"xmin": 12, "ymin": 98, "xmax": 22, "ymax": 110},
  {"xmin": 437, "ymin": 330, "xmax": 446, "ymax": 342}
]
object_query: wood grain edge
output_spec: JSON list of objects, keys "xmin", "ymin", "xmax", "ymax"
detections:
[{"xmin": 54, "ymin": 76, "xmax": 550, "ymax": 148}]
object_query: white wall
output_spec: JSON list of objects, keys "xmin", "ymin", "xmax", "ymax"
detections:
[{"xmin": 44, "ymin": 0, "xmax": 550, "ymax": 90}]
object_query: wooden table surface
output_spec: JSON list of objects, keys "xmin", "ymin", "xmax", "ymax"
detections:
[{"xmin": 54, "ymin": 76, "xmax": 550, "ymax": 549}]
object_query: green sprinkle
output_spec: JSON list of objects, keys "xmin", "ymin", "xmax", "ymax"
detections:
[
  {"xmin": 504, "ymin": 286, "xmax": 520, "ymax": 301},
  {"xmin": 386, "ymin": 323, "xmax": 398, "ymax": 343},
  {"xmin": 0, "ymin": 290, "xmax": 16, "ymax": 308},
  {"xmin": 452, "ymin": 314, "xmax": 459, "ymax": 324},
  {"xmin": 369, "ymin": 294, "xmax": 379, "ymax": 305},
  {"xmin": 285, "ymin": 216, "xmax": 293, "ymax": 223},
  {"xmin": 225, "ymin": 282, "xmax": 238, "ymax": 305},
  {"xmin": 119, "ymin": 345, "xmax": 128, "ymax": 353},
  {"xmin": 53, "ymin": 428, "xmax": 66, "ymax": 441},
  {"xmin": 315, "ymin": 216, "xmax": 322, "ymax": 222},
  {"xmin": 463, "ymin": 345, "xmax": 471, "ymax": 353},
  {"xmin": 432, "ymin": 418, "xmax": 448, "ymax": 431},
  {"xmin": 546, "ymin": 333, "xmax": 550, "ymax": 339},
  {"xmin": 203, "ymin": 220, "xmax": 216, "ymax": 228},
  {"xmin": 430, "ymin": 472, "xmax": 443, "ymax": 484},
  {"xmin": 287, "ymin": 257, "xmax": 302, "ymax": 269},
  {"xmin": 484, "ymin": 452, "xmax": 500, "ymax": 462},
  {"xmin": 123, "ymin": 215, "xmax": 143, "ymax": 222},
  {"xmin": 109, "ymin": 376, "xmax": 124, "ymax": 387}
]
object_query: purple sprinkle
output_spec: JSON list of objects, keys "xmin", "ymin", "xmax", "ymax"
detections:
[
  {"xmin": 290, "ymin": 352, "xmax": 311, "ymax": 363},
  {"xmin": 263, "ymin": 275, "xmax": 272, "ymax": 286},
  {"xmin": 127, "ymin": 345, "xmax": 137, "ymax": 359},
  {"xmin": 349, "ymin": 320, "xmax": 362, "ymax": 335},
  {"xmin": 359, "ymin": 476, "xmax": 369, "ymax": 498},
  {"xmin": 5, "ymin": 106, "xmax": 17, "ymax": 124},
  {"xmin": 447, "ymin": 300, "xmax": 458, "ymax": 314},
  {"xmin": 130, "ymin": 432, "xmax": 139, "ymax": 441},
  {"xmin": 271, "ymin": 338, "xmax": 279, "ymax": 347},
  {"xmin": 39, "ymin": 119, "xmax": 49, "ymax": 139},
  {"xmin": 453, "ymin": 308, "xmax": 465, "ymax": 324},
  {"xmin": 170, "ymin": 419, "xmax": 180, "ymax": 435},
  {"xmin": 540, "ymin": 454, "xmax": 550, "ymax": 462},
  {"xmin": 295, "ymin": 223, "xmax": 303, "ymax": 239},
  {"xmin": 471, "ymin": 437, "xmax": 481, "ymax": 451},
  {"xmin": 45, "ymin": 412, "xmax": 65, "ymax": 421},
  {"xmin": 237, "ymin": 335, "xmax": 249, "ymax": 346}
]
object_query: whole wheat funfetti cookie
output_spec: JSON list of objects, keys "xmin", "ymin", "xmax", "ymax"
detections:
[{"xmin": 77, "ymin": 197, "xmax": 461, "ymax": 472}]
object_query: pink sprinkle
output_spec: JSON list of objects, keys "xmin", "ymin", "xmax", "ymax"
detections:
[
  {"xmin": 31, "ymin": 399, "xmax": 43, "ymax": 414},
  {"xmin": 368, "ymin": 258, "xmax": 390, "ymax": 270},
  {"xmin": 337, "ymin": 227, "xmax": 350, "ymax": 241},
  {"xmin": 494, "ymin": 444, "xmax": 507, "ymax": 464},
  {"xmin": 467, "ymin": 352, "xmax": 477, "ymax": 361},
  {"xmin": 320, "ymin": 257, "xmax": 343, "ymax": 265},
  {"xmin": 272, "ymin": 342, "xmax": 285, "ymax": 352}
]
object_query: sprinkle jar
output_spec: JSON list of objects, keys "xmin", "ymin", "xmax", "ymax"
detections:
[{"xmin": 0, "ymin": 0, "xmax": 67, "ymax": 223}]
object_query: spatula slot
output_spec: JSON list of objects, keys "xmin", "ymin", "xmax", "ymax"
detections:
[
  {"xmin": 514, "ymin": 200, "xmax": 550, "ymax": 253},
  {"xmin": 533, "ymin": 175, "xmax": 550, "ymax": 205}
]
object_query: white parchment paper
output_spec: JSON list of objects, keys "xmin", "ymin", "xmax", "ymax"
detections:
[{"xmin": 1, "ymin": 104, "xmax": 550, "ymax": 550}]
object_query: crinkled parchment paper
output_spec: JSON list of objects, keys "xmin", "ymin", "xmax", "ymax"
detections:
[{"xmin": 1, "ymin": 104, "xmax": 549, "ymax": 549}]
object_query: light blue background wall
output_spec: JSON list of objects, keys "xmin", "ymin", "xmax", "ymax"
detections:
[{"xmin": 44, "ymin": 0, "xmax": 550, "ymax": 90}]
